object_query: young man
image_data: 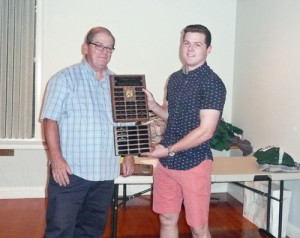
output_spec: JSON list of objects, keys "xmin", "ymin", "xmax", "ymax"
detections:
[
  {"xmin": 142, "ymin": 24, "xmax": 226, "ymax": 238},
  {"xmin": 41, "ymin": 26, "xmax": 134, "ymax": 238}
]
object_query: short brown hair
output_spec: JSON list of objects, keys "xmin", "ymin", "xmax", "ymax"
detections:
[{"xmin": 183, "ymin": 24, "xmax": 211, "ymax": 47}]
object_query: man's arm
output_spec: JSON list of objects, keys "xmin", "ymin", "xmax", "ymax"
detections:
[
  {"xmin": 169, "ymin": 109, "xmax": 220, "ymax": 153},
  {"xmin": 142, "ymin": 109, "xmax": 220, "ymax": 158},
  {"xmin": 121, "ymin": 154, "xmax": 135, "ymax": 177},
  {"xmin": 143, "ymin": 88, "xmax": 168, "ymax": 121},
  {"xmin": 43, "ymin": 118, "xmax": 72, "ymax": 186}
]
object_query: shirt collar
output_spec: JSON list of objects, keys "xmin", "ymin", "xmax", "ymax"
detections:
[{"xmin": 182, "ymin": 61, "xmax": 207, "ymax": 75}]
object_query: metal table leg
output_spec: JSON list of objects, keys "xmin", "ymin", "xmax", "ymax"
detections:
[{"xmin": 110, "ymin": 184, "xmax": 119, "ymax": 238}]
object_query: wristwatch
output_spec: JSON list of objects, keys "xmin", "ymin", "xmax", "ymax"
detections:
[{"xmin": 168, "ymin": 146, "xmax": 176, "ymax": 157}]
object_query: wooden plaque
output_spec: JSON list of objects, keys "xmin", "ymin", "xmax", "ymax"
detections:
[
  {"xmin": 110, "ymin": 75, "xmax": 149, "ymax": 122},
  {"xmin": 114, "ymin": 125, "xmax": 151, "ymax": 156}
]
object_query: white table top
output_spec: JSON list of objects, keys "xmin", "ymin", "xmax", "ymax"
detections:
[
  {"xmin": 115, "ymin": 156, "xmax": 300, "ymax": 184},
  {"xmin": 211, "ymin": 156, "xmax": 300, "ymax": 182}
]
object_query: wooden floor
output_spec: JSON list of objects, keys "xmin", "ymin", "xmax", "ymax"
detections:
[{"xmin": 0, "ymin": 193, "xmax": 272, "ymax": 238}]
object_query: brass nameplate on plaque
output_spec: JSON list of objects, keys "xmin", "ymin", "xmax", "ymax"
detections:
[
  {"xmin": 110, "ymin": 75, "xmax": 149, "ymax": 122},
  {"xmin": 114, "ymin": 125, "xmax": 151, "ymax": 156}
]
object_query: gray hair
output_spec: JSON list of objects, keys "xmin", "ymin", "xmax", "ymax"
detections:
[{"xmin": 84, "ymin": 26, "xmax": 115, "ymax": 47}]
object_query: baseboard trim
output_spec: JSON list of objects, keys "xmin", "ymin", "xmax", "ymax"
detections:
[
  {"xmin": 0, "ymin": 187, "xmax": 46, "ymax": 199},
  {"xmin": 287, "ymin": 222, "xmax": 300, "ymax": 238},
  {"xmin": 0, "ymin": 183, "xmax": 229, "ymax": 199}
]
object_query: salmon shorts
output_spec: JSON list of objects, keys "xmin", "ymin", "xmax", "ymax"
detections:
[{"xmin": 153, "ymin": 159, "xmax": 212, "ymax": 227}]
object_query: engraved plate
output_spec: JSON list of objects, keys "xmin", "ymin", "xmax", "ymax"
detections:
[
  {"xmin": 110, "ymin": 75, "xmax": 149, "ymax": 122},
  {"xmin": 113, "ymin": 125, "xmax": 151, "ymax": 155}
]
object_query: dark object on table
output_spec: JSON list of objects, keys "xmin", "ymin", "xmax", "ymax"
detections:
[{"xmin": 210, "ymin": 119, "xmax": 253, "ymax": 156}]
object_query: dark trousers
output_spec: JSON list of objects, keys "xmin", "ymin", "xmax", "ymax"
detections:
[{"xmin": 44, "ymin": 172, "xmax": 114, "ymax": 238}]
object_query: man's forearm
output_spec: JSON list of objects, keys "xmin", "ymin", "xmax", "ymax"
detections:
[
  {"xmin": 43, "ymin": 118, "xmax": 63, "ymax": 162},
  {"xmin": 150, "ymin": 103, "xmax": 168, "ymax": 121},
  {"xmin": 170, "ymin": 109, "xmax": 220, "ymax": 153}
]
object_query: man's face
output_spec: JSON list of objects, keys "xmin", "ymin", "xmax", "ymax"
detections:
[
  {"xmin": 181, "ymin": 32, "xmax": 212, "ymax": 71},
  {"xmin": 83, "ymin": 32, "xmax": 114, "ymax": 71}
]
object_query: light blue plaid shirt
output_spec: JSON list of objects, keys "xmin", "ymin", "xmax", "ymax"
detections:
[{"xmin": 41, "ymin": 58, "xmax": 124, "ymax": 181}]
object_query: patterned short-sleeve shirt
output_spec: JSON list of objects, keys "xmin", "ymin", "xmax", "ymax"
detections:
[
  {"xmin": 160, "ymin": 62, "xmax": 226, "ymax": 170},
  {"xmin": 40, "ymin": 59, "xmax": 125, "ymax": 181}
]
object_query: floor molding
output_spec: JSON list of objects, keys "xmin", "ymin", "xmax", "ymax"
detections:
[{"xmin": 0, "ymin": 187, "xmax": 46, "ymax": 199}]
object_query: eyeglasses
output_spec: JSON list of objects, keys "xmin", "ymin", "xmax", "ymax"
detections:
[{"xmin": 88, "ymin": 42, "xmax": 115, "ymax": 53}]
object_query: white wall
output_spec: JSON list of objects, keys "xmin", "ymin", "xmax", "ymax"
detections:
[
  {"xmin": 1, "ymin": 0, "xmax": 299, "ymax": 236},
  {"xmin": 0, "ymin": 148, "xmax": 48, "ymax": 198},
  {"xmin": 0, "ymin": 0, "xmax": 236, "ymax": 197},
  {"xmin": 233, "ymin": 1, "xmax": 300, "ymax": 237},
  {"xmin": 39, "ymin": 0, "xmax": 235, "ymax": 122}
]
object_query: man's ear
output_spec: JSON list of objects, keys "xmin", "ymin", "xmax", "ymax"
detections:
[
  {"xmin": 81, "ymin": 43, "xmax": 88, "ymax": 55},
  {"xmin": 207, "ymin": 45, "xmax": 212, "ymax": 54}
]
